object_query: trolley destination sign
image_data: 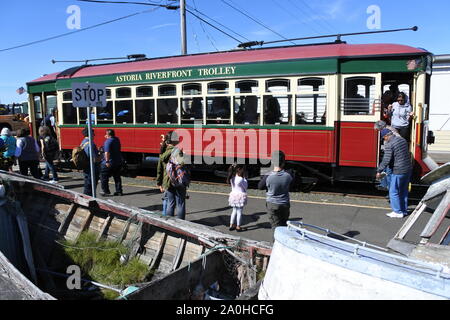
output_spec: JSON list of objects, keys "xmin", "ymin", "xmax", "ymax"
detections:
[{"xmin": 115, "ymin": 66, "xmax": 238, "ymax": 83}]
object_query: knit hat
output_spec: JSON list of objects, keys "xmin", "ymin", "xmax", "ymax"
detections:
[
  {"xmin": 380, "ymin": 128, "xmax": 393, "ymax": 139},
  {"xmin": 1, "ymin": 127, "xmax": 10, "ymax": 136}
]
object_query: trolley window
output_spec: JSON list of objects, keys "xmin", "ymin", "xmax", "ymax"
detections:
[
  {"xmin": 263, "ymin": 95, "xmax": 291, "ymax": 125},
  {"xmin": 298, "ymin": 78, "xmax": 325, "ymax": 92},
  {"xmin": 343, "ymin": 77, "xmax": 376, "ymax": 115},
  {"xmin": 97, "ymin": 101, "xmax": 114, "ymax": 124},
  {"xmin": 234, "ymin": 96, "xmax": 260, "ymax": 125},
  {"xmin": 62, "ymin": 91, "xmax": 72, "ymax": 101},
  {"xmin": 206, "ymin": 97, "xmax": 230, "ymax": 124},
  {"xmin": 236, "ymin": 80, "xmax": 258, "ymax": 94},
  {"xmin": 183, "ymin": 83, "xmax": 202, "ymax": 95},
  {"xmin": 157, "ymin": 98, "xmax": 178, "ymax": 124},
  {"xmin": 62, "ymin": 102, "xmax": 77, "ymax": 124},
  {"xmin": 115, "ymin": 100, "xmax": 133, "ymax": 123},
  {"xmin": 208, "ymin": 82, "xmax": 229, "ymax": 94},
  {"xmin": 116, "ymin": 87, "xmax": 131, "ymax": 99},
  {"xmin": 136, "ymin": 86, "xmax": 153, "ymax": 97},
  {"xmin": 266, "ymin": 79, "xmax": 290, "ymax": 93},
  {"xmin": 181, "ymin": 97, "xmax": 203, "ymax": 123},
  {"xmin": 135, "ymin": 99, "xmax": 155, "ymax": 124},
  {"xmin": 296, "ymin": 78, "xmax": 327, "ymax": 125},
  {"xmin": 159, "ymin": 85, "xmax": 176, "ymax": 96}
]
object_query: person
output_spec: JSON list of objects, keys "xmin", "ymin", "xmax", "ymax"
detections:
[
  {"xmin": 258, "ymin": 150, "xmax": 294, "ymax": 230},
  {"xmin": 80, "ymin": 128, "xmax": 100, "ymax": 196},
  {"xmin": 157, "ymin": 133, "xmax": 170, "ymax": 215},
  {"xmin": 38, "ymin": 126, "xmax": 59, "ymax": 183},
  {"xmin": 15, "ymin": 128, "xmax": 41, "ymax": 179},
  {"xmin": 100, "ymin": 129, "xmax": 123, "ymax": 196},
  {"xmin": 387, "ymin": 92, "xmax": 413, "ymax": 140},
  {"xmin": 0, "ymin": 127, "xmax": 17, "ymax": 172},
  {"xmin": 374, "ymin": 121, "xmax": 401, "ymax": 191},
  {"xmin": 156, "ymin": 131, "xmax": 188, "ymax": 220},
  {"xmin": 376, "ymin": 129, "xmax": 412, "ymax": 218},
  {"xmin": 41, "ymin": 108, "xmax": 57, "ymax": 139},
  {"xmin": 227, "ymin": 164, "xmax": 248, "ymax": 232},
  {"xmin": 265, "ymin": 97, "xmax": 281, "ymax": 124},
  {"xmin": 381, "ymin": 84, "xmax": 400, "ymax": 124},
  {"xmin": 346, "ymin": 84, "xmax": 367, "ymax": 114}
]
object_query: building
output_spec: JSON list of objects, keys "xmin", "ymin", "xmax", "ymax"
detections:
[{"xmin": 429, "ymin": 55, "xmax": 450, "ymax": 163}]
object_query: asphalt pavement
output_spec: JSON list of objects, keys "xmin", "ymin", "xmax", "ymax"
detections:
[{"xmin": 48, "ymin": 169, "xmax": 410, "ymax": 249}]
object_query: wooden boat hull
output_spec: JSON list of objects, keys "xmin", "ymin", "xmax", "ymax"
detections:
[{"xmin": 0, "ymin": 171, "xmax": 271, "ymax": 300}]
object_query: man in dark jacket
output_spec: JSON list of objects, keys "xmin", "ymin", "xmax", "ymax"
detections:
[
  {"xmin": 376, "ymin": 129, "xmax": 412, "ymax": 218},
  {"xmin": 81, "ymin": 128, "xmax": 100, "ymax": 196},
  {"xmin": 258, "ymin": 150, "xmax": 293, "ymax": 229},
  {"xmin": 100, "ymin": 129, "xmax": 123, "ymax": 196}
]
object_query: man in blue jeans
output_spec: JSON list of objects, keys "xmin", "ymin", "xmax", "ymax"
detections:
[
  {"xmin": 376, "ymin": 129, "xmax": 411, "ymax": 218},
  {"xmin": 100, "ymin": 129, "xmax": 123, "ymax": 196},
  {"xmin": 156, "ymin": 131, "xmax": 187, "ymax": 220},
  {"xmin": 81, "ymin": 128, "xmax": 100, "ymax": 196}
]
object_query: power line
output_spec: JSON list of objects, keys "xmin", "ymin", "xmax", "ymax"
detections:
[
  {"xmin": 186, "ymin": 3, "xmax": 250, "ymax": 42},
  {"xmin": 191, "ymin": 0, "xmax": 219, "ymax": 51},
  {"xmin": 79, "ymin": 0, "xmax": 246, "ymax": 45},
  {"xmin": 220, "ymin": 0, "xmax": 295, "ymax": 45},
  {"xmin": 185, "ymin": 8, "xmax": 242, "ymax": 44},
  {"xmin": 269, "ymin": 0, "xmax": 322, "ymax": 36},
  {"xmin": 78, "ymin": 0, "xmax": 178, "ymax": 9},
  {"xmin": 0, "ymin": 8, "xmax": 159, "ymax": 53}
]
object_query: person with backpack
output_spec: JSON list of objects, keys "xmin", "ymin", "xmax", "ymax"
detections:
[
  {"xmin": 0, "ymin": 127, "xmax": 17, "ymax": 172},
  {"xmin": 227, "ymin": 163, "xmax": 248, "ymax": 232},
  {"xmin": 38, "ymin": 126, "xmax": 59, "ymax": 183},
  {"xmin": 156, "ymin": 131, "xmax": 190, "ymax": 220},
  {"xmin": 15, "ymin": 128, "xmax": 41, "ymax": 179},
  {"xmin": 100, "ymin": 129, "xmax": 123, "ymax": 197},
  {"xmin": 80, "ymin": 127, "xmax": 100, "ymax": 196}
]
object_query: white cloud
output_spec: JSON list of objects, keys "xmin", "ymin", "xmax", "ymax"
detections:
[{"xmin": 148, "ymin": 23, "xmax": 177, "ymax": 31}]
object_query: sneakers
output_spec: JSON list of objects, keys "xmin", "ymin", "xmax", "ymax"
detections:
[
  {"xmin": 386, "ymin": 211, "xmax": 404, "ymax": 218},
  {"xmin": 113, "ymin": 192, "xmax": 123, "ymax": 196},
  {"xmin": 49, "ymin": 180, "xmax": 58, "ymax": 184},
  {"xmin": 100, "ymin": 191, "xmax": 111, "ymax": 197}
]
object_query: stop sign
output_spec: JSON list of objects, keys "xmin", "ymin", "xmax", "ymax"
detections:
[{"xmin": 71, "ymin": 82, "xmax": 107, "ymax": 108}]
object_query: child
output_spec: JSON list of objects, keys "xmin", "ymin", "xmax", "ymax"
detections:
[{"xmin": 227, "ymin": 164, "xmax": 248, "ymax": 232}]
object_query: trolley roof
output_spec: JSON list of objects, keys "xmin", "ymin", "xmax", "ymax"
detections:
[{"xmin": 29, "ymin": 43, "xmax": 428, "ymax": 85}]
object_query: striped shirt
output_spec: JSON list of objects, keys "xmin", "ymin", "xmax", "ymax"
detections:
[{"xmin": 377, "ymin": 135, "xmax": 411, "ymax": 175}]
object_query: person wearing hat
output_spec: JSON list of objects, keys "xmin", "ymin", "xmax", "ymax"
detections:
[
  {"xmin": 0, "ymin": 127, "xmax": 16, "ymax": 172},
  {"xmin": 376, "ymin": 129, "xmax": 412, "ymax": 218},
  {"xmin": 156, "ymin": 131, "xmax": 188, "ymax": 220}
]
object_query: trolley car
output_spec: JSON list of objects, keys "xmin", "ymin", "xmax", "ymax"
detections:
[{"xmin": 26, "ymin": 41, "xmax": 438, "ymax": 184}]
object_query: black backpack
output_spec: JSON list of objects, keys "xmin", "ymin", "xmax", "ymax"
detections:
[{"xmin": 43, "ymin": 136, "xmax": 59, "ymax": 158}]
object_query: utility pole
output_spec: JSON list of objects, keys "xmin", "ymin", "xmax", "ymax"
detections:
[{"xmin": 180, "ymin": 0, "xmax": 187, "ymax": 55}]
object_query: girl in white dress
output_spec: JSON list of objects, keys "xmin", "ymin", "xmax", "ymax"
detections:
[{"xmin": 227, "ymin": 164, "xmax": 248, "ymax": 231}]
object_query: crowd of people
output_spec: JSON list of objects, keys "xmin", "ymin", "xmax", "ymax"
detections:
[{"xmin": 0, "ymin": 86, "xmax": 415, "ymax": 234}]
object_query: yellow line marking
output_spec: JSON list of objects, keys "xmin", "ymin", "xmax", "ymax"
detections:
[
  {"xmin": 117, "ymin": 180, "xmax": 391, "ymax": 211},
  {"xmin": 60, "ymin": 174, "xmax": 390, "ymax": 210}
]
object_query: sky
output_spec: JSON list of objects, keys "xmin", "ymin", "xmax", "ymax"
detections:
[{"xmin": 1, "ymin": 0, "xmax": 449, "ymax": 104}]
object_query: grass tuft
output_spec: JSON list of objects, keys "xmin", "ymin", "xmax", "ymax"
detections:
[{"xmin": 61, "ymin": 232, "xmax": 148, "ymax": 299}]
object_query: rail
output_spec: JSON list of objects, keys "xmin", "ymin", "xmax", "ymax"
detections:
[{"xmin": 286, "ymin": 221, "xmax": 449, "ymax": 279}]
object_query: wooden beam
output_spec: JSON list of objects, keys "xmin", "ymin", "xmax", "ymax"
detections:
[
  {"xmin": 171, "ymin": 238, "xmax": 186, "ymax": 271},
  {"xmin": 57, "ymin": 203, "xmax": 77, "ymax": 234},
  {"xmin": 149, "ymin": 233, "xmax": 167, "ymax": 270},
  {"xmin": 96, "ymin": 215, "xmax": 112, "ymax": 242}
]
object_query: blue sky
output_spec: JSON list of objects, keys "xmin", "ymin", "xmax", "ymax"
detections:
[{"xmin": 1, "ymin": 0, "xmax": 449, "ymax": 104}]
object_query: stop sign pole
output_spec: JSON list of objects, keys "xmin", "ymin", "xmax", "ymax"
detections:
[{"xmin": 71, "ymin": 82, "xmax": 106, "ymax": 198}]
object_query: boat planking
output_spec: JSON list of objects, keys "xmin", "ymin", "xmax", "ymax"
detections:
[{"xmin": 0, "ymin": 171, "xmax": 271, "ymax": 300}]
